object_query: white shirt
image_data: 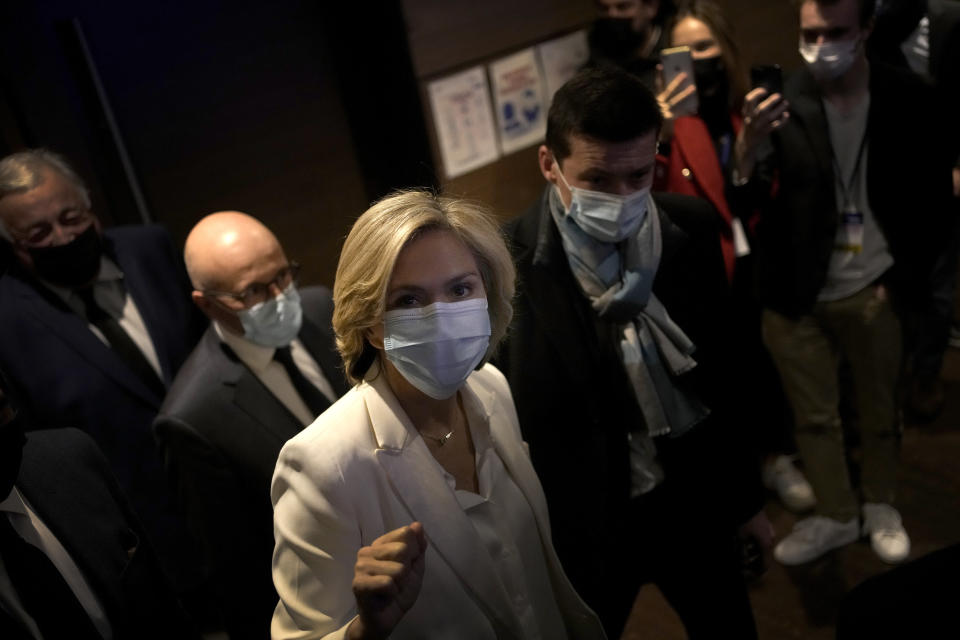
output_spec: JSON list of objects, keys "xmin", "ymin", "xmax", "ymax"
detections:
[
  {"xmin": 440, "ymin": 404, "xmax": 568, "ymax": 640},
  {"xmin": 45, "ymin": 256, "xmax": 163, "ymax": 377},
  {"xmin": 0, "ymin": 488, "xmax": 112, "ymax": 639},
  {"xmin": 215, "ymin": 322, "xmax": 337, "ymax": 426}
]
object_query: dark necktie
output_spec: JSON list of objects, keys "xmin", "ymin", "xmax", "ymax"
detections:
[
  {"xmin": 0, "ymin": 513, "xmax": 102, "ymax": 639},
  {"xmin": 75, "ymin": 286, "xmax": 166, "ymax": 398},
  {"xmin": 273, "ymin": 346, "xmax": 332, "ymax": 419}
]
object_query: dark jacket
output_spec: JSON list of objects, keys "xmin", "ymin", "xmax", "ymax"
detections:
[
  {"xmin": 743, "ymin": 62, "xmax": 954, "ymax": 318},
  {"xmin": 0, "ymin": 225, "xmax": 207, "ymax": 593},
  {"xmin": 153, "ymin": 286, "xmax": 349, "ymax": 640},
  {"xmin": 495, "ymin": 189, "xmax": 764, "ymax": 618},
  {"xmin": 3, "ymin": 428, "xmax": 199, "ymax": 639}
]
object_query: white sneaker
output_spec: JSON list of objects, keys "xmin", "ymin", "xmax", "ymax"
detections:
[
  {"xmin": 862, "ymin": 503, "xmax": 910, "ymax": 564},
  {"xmin": 774, "ymin": 516, "xmax": 859, "ymax": 565},
  {"xmin": 763, "ymin": 455, "xmax": 816, "ymax": 513}
]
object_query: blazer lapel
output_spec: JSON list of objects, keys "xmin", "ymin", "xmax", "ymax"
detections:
[
  {"xmin": 466, "ymin": 383, "xmax": 550, "ymax": 533},
  {"xmin": 214, "ymin": 337, "xmax": 306, "ymax": 443},
  {"xmin": 672, "ymin": 116, "xmax": 733, "ymax": 224},
  {"xmin": 515, "ymin": 196, "xmax": 605, "ymax": 386},
  {"xmin": 11, "ymin": 273, "xmax": 161, "ymax": 408},
  {"xmin": 788, "ymin": 72, "xmax": 834, "ymax": 178},
  {"xmin": 366, "ymin": 370, "xmax": 525, "ymax": 640}
]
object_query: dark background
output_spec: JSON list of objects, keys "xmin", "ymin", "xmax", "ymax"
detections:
[{"xmin": 0, "ymin": 0, "xmax": 799, "ymax": 287}]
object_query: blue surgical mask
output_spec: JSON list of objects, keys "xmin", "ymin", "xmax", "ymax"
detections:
[
  {"xmin": 382, "ymin": 298, "xmax": 491, "ymax": 400},
  {"xmin": 799, "ymin": 38, "xmax": 858, "ymax": 81},
  {"xmin": 238, "ymin": 283, "xmax": 303, "ymax": 348},
  {"xmin": 555, "ymin": 164, "xmax": 651, "ymax": 243}
]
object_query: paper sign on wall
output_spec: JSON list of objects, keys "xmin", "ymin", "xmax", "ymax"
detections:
[
  {"xmin": 489, "ymin": 48, "xmax": 547, "ymax": 155},
  {"xmin": 427, "ymin": 66, "xmax": 500, "ymax": 179},
  {"xmin": 537, "ymin": 29, "xmax": 589, "ymax": 101}
]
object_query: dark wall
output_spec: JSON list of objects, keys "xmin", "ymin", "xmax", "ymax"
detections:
[
  {"xmin": 0, "ymin": 0, "xmax": 372, "ymax": 287},
  {"xmin": 0, "ymin": 0, "xmax": 801, "ymax": 285}
]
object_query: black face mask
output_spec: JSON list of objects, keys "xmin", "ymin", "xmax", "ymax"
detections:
[
  {"xmin": 589, "ymin": 17, "xmax": 645, "ymax": 61},
  {"xmin": 27, "ymin": 224, "xmax": 103, "ymax": 288},
  {"xmin": 692, "ymin": 55, "xmax": 728, "ymax": 100}
]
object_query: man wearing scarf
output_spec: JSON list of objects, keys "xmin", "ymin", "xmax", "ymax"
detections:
[{"xmin": 496, "ymin": 66, "xmax": 768, "ymax": 639}]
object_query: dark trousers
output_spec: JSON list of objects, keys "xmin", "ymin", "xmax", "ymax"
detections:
[{"xmin": 597, "ymin": 476, "xmax": 758, "ymax": 639}]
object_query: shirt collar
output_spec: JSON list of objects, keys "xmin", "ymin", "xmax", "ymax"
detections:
[{"xmin": 214, "ymin": 321, "xmax": 275, "ymax": 373}]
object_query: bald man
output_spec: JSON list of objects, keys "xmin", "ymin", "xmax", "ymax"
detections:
[{"xmin": 153, "ymin": 212, "xmax": 348, "ymax": 640}]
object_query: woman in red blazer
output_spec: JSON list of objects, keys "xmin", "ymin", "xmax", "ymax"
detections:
[{"xmin": 653, "ymin": 0, "xmax": 817, "ymax": 519}]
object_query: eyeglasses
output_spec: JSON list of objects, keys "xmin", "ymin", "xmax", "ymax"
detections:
[
  {"xmin": 203, "ymin": 261, "xmax": 301, "ymax": 308},
  {"xmin": 12, "ymin": 208, "xmax": 94, "ymax": 247}
]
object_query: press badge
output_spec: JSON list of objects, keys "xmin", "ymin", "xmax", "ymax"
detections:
[{"xmin": 837, "ymin": 205, "xmax": 864, "ymax": 254}]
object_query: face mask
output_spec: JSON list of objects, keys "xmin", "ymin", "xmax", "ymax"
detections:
[
  {"xmin": 693, "ymin": 55, "xmax": 728, "ymax": 99},
  {"xmin": 382, "ymin": 298, "xmax": 491, "ymax": 400},
  {"xmin": 238, "ymin": 283, "xmax": 303, "ymax": 348},
  {"xmin": 799, "ymin": 38, "xmax": 858, "ymax": 81},
  {"xmin": 555, "ymin": 165, "xmax": 651, "ymax": 243},
  {"xmin": 27, "ymin": 224, "xmax": 102, "ymax": 288},
  {"xmin": 589, "ymin": 17, "xmax": 645, "ymax": 60}
]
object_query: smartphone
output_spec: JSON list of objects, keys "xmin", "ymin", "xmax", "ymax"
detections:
[
  {"xmin": 750, "ymin": 64, "xmax": 783, "ymax": 95},
  {"xmin": 660, "ymin": 46, "xmax": 698, "ymax": 117}
]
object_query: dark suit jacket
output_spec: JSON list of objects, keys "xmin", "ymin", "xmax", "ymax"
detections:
[
  {"xmin": 2, "ymin": 428, "xmax": 198, "ymax": 640},
  {"xmin": 744, "ymin": 63, "xmax": 955, "ymax": 318},
  {"xmin": 153, "ymin": 286, "xmax": 349, "ymax": 640},
  {"xmin": 0, "ymin": 225, "xmax": 207, "ymax": 593},
  {"xmin": 495, "ymin": 189, "xmax": 764, "ymax": 622}
]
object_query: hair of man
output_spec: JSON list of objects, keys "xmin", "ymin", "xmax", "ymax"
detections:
[
  {"xmin": 793, "ymin": 0, "xmax": 876, "ymax": 29},
  {"xmin": 545, "ymin": 65, "xmax": 664, "ymax": 165}
]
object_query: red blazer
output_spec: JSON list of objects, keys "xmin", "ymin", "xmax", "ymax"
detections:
[{"xmin": 654, "ymin": 113, "xmax": 746, "ymax": 282}]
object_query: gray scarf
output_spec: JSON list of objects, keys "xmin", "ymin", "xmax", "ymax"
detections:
[{"xmin": 549, "ymin": 188, "xmax": 710, "ymax": 494}]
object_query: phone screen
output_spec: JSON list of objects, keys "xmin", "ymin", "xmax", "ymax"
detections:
[
  {"xmin": 660, "ymin": 46, "xmax": 698, "ymax": 117},
  {"xmin": 750, "ymin": 64, "xmax": 783, "ymax": 95}
]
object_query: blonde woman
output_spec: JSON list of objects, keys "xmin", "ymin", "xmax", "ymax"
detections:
[{"xmin": 270, "ymin": 191, "xmax": 604, "ymax": 640}]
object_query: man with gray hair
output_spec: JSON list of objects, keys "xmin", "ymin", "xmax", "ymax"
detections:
[{"xmin": 0, "ymin": 149, "xmax": 207, "ymax": 612}]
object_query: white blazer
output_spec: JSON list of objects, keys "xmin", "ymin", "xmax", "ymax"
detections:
[{"xmin": 271, "ymin": 362, "xmax": 605, "ymax": 640}]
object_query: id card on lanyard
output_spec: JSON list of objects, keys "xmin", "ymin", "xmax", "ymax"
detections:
[{"xmin": 833, "ymin": 131, "xmax": 868, "ymax": 258}]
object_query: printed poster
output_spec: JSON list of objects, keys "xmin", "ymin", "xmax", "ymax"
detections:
[
  {"xmin": 489, "ymin": 48, "xmax": 548, "ymax": 155},
  {"xmin": 537, "ymin": 29, "xmax": 589, "ymax": 101},
  {"xmin": 427, "ymin": 66, "xmax": 500, "ymax": 179}
]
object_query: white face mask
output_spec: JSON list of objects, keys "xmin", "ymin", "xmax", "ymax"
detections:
[
  {"xmin": 382, "ymin": 298, "xmax": 491, "ymax": 400},
  {"xmin": 555, "ymin": 164, "xmax": 650, "ymax": 243},
  {"xmin": 238, "ymin": 283, "xmax": 303, "ymax": 348},
  {"xmin": 799, "ymin": 38, "xmax": 858, "ymax": 81}
]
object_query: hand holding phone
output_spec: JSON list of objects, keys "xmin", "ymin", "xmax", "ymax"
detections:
[
  {"xmin": 660, "ymin": 46, "xmax": 698, "ymax": 118},
  {"xmin": 750, "ymin": 64, "xmax": 783, "ymax": 96}
]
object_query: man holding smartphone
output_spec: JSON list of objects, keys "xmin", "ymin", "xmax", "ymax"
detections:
[{"xmin": 732, "ymin": 0, "xmax": 954, "ymax": 566}]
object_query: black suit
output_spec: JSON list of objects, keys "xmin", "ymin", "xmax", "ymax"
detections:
[
  {"xmin": 0, "ymin": 225, "xmax": 207, "ymax": 597},
  {"xmin": 154, "ymin": 286, "xmax": 349, "ymax": 640},
  {"xmin": 495, "ymin": 190, "xmax": 764, "ymax": 638},
  {"xmin": 1, "ymin": 428, "xmax": 198, "ymax": 640}
]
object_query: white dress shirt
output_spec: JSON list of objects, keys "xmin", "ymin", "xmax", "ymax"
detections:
[
  {"xmin": 446, "ymin": 409, "xmax": 568, "ymax": 640},
  {"xmin": 215, "ymin": 322, "xmax": 337, "ymax": 426},
  {"xmin": 45, "ymin": 256, "xmax": 163, "ymax": 377},
  {"xmin": 0, "ymin": 487, "xmax": 112, "ymax": 639}
]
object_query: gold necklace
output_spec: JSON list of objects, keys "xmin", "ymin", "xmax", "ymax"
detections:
[{"xmin": 422, "ymin": 429, "xmax": 454, "ymax": 447}]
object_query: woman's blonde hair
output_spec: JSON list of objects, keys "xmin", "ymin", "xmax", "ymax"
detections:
[{"xmin": 333, "ymin": 190, "xmax": 515, "ymax": 384}]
